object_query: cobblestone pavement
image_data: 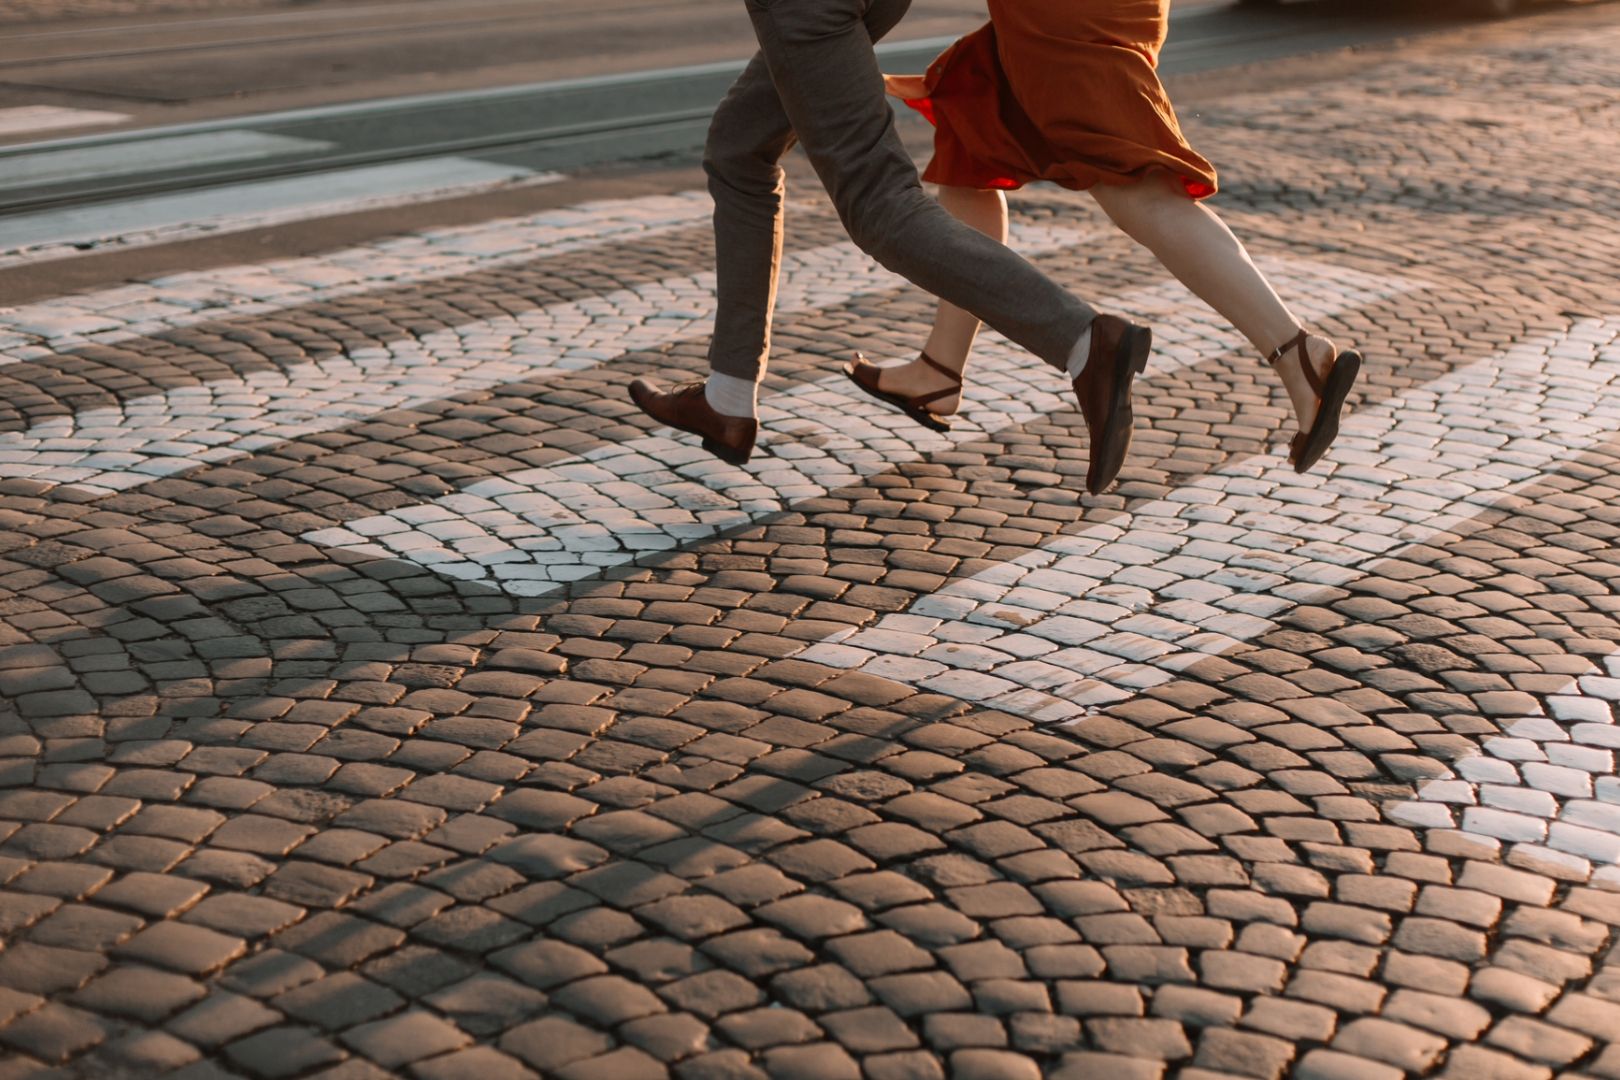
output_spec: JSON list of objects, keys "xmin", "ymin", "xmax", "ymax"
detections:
[{"xmin": 1, "ymin": 8, "xmax": 1620, "ymax": 1079}]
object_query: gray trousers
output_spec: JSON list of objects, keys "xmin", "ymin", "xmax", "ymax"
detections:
[{"xmin": 706, "ymin": 0, "xmax": 1098, "ymax": 383}]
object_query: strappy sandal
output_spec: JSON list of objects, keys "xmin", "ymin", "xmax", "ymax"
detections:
[
  {"xmin": 843, "ymin": 351, "xmax": 961, "ymax": 433},
  {"xmin": 1269, "ymin": 329, "xmax": 1362, "ymax": 473}
]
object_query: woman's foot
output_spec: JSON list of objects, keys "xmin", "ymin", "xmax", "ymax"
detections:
[
  {"xmin": 1267, "ymin": 328, "xmax": 1363, "ymax": 473},
  {"xmin": 869, "ymin": 353, "xmax": 963, "ymax": 418},
  {"xmin": 1272, "ymin": 331, "xmax": 1338, "ymax": 436},
  {"xmin": 845, "ymin": 350, "xmax": 965, "ymax": 433}
]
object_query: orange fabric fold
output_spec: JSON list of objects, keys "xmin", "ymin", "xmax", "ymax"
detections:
[{"xmin": 888, "ymin": 1, "xmax": 1218, "ymax": 200}]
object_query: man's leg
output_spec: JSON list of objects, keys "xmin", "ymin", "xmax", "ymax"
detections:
[
  {"xmin": 703, "ymin": 52, "xmax": 795, "ymax": 407},
  {"xmin": 635, "ymin": 0, "xmax": 1141, "ymax": 493},
  {"xmin": 627, "ymin": 3, "xmax": 914, "ymax": 464},
  {"xmin": 746, "ymin": 0, "xmax": 1096, "ymax": 373},
  {"xmin": 702, "ymin": 0, "xmax": 916, "ymax": 414}
]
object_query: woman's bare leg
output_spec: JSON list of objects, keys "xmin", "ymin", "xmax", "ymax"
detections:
[
  {"xmin": 871, "ymin": 185, "xmax": 1008, "ymax": 415},
  {"xmin": 924, "ymin": 186, "xmax": 1009, "ymax": 368},
  {"xmin": 878, "ymin": 173, "xmax": 1335, "ymax": 434},
  {"xmin": 1088, "ymin": 173, "xmax": 1335, "ymax": 433}
]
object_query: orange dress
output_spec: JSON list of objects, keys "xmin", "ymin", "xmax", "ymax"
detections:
[{"xmin": 890, "ymin": 0, "xmax": 1217, "ymax": 199}]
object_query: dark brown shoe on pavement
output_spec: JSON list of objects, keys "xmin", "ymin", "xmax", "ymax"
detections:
[
  {"xmin": 1072, "ymin": 313, "xmax": 1152, "ymax": 495},
  {"xmin": 629, "ymin": 377, "xmax": 758, "ymax": 467}
]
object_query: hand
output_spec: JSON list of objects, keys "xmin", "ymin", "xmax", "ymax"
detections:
[{"xmin": 882, "ymin": 74, "xmax": 929, "ymax": 101}]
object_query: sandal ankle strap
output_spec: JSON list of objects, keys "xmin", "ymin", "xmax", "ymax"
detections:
[
  {"xmin": 1267, "ymin": 329, "xmax": 1328, "ymax": 396},
  {"xmin": 1265, "ymin": 329, "xmax": 1309, "ymax": 368},
  {"xmin": 916, "ymin": 349, "xmax": 964, "ymax": 386}
]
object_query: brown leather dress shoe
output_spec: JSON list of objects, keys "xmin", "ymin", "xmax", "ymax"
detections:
[
  {"xmin": 629, "ymin": 377, "xmax": 758, "ymax": 467},
  {"xmin": 1072, "ymin": 313, "xmax": 1152, "ymax": 495}
]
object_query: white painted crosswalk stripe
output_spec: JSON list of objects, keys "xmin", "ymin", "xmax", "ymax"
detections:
[
  {"xmin": 804, "ymin": 320, "xmax": 1618, "ymax": 711},
  {"xmin": 0, "ymin": 190, "xmax": 714, "ymax": 351},
  {"xmin": 799, "ymin": 318, "xmax": 1620, "ymax": 873},
  {"xmin": 303, "ymin": 258, "xmax": 1421, "ymax": 593},
  {"xmin": 1386, "ymin": 663, "xmax": 1620, "ymax": 887},
  {"xmin": 0, "ymin": 159, "xmax": 566, "ymax": 268},
  {"xmin": 0, "ymin": 221, "xmax": 1096, "ymax": 494}
]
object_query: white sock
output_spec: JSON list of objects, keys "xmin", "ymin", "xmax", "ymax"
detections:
[
  {"xmin": 1065, "ymin": 327, "xmax": 1094, "ymax": 381},
  {"xmin": 705, "ymin": 372, "xmax": 760, "ymax": 419}
]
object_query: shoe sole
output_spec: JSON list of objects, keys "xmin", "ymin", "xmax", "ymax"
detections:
[
  {"xmin": 1292, "ymin": 350, "xmax": 1362, "ymax": 473},
  {"xmin": 1086, "ymin": 324, "xmax": 1152, "ymax": 495},
  {"xmin": 702, "ymin": 436, "xmax": 752, "ymax": 468}
]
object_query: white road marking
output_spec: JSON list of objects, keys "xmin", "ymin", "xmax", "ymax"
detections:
[
  {"xmin": 0, "ymin": 130, "xmax": 330, "ymax": 192},
  {"xmin": 1387, "ymin": 671, "xmax": 1620, "ymax": 888},
  {"xmin": 301, "ymin": 257, "xmax": 1419, "ymax": 594},
  {"xmin": 0, "ymin": 157, "xmax": 558, "ymax": 263},
  {"xmin": 0, "ymin": 189, "xmax": 714, "ymax": 351},
  {"xmin": 0, "ymin": 106, "xmax": 129, "ymax": 138},
  {"xmin": 800, "ymin": 319, "xmax": 1620, "ymax": 877},
  {"xmin": 0, "ymin": 221, "xmax": 1098, "ymax": 496},
  {"xmin": 807, "ymin": 320, "xmax": 1618, "ymax": 710}
]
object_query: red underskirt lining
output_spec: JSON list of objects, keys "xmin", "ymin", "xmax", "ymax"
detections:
[{"xmin": 905, "ymin": 95, "xmax": 1212, "ymax": 200}]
